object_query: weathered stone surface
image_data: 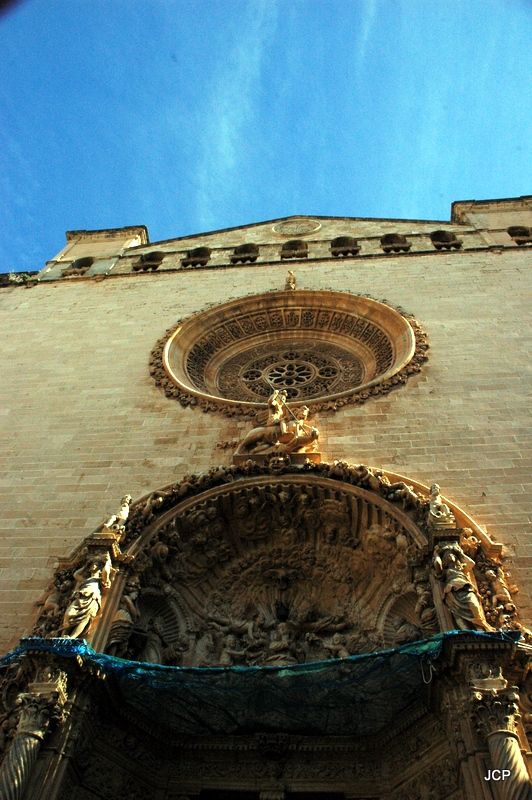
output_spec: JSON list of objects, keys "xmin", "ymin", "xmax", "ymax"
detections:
[{"xmin": 1, "ymin": 200, "xmax": 531, "ymax": 658}]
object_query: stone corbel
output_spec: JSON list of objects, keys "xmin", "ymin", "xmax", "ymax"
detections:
[{"xmin": 0, "ymin": 667, "xmax": 68, "ymax": 800}]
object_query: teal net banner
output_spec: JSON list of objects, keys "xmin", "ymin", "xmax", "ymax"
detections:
[{"xmin": 2, "ymin": 631, "xmax": 519, "ymax": 736}]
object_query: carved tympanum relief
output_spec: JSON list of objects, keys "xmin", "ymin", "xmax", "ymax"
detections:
[
  {"xmin": 110, "ymin": 480, "xmax": 429, "ymax": 667},
  {"xmin": 32, "ymin": 461, "xmax": 525, "ymax": 665},
  {"xmin": 152, "ymin": 291, "xmax": 428, "ymax": 416}
]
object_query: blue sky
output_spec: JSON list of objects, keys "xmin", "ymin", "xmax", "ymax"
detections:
[{"xmin": 1, "ymin": 0, "xmax": 532, "ymax": 273}]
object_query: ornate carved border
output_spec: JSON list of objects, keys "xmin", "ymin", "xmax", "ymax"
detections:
[{"xmin": 149, "ymin": 292, "xmax": 429, "ymax": 417}]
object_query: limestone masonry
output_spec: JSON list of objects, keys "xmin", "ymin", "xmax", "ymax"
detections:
[
  {"xmin": 2, "ymin": 197, "xmax": 531, "ymax": 653},
  {"xmin": 1, "ymin": 196, "xmax": 532, "ymax": 800}
]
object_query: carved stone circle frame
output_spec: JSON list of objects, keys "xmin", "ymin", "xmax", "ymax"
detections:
[
  {"xmin": 272, "ymin": 219, "xmax": 322, "ymax": 235},
  {"xmin": 150, "ymin": 291, "xmax": 429, "ymax": 416}
]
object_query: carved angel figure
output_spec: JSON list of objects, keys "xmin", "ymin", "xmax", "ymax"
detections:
[
  {"xmin": 433, "ymin": 544, "xmax": 492, "ymax": 631},
  {"xmin": 428, "ymin": 484, "xmax": 455, "ymax": 528},
  {"xmin": 103, "ymin": 494, "xmax": 132, "ymax": 540},
  {"xmin": 62, "ymin": 554, "xmax": 112, "ymax": 639}
]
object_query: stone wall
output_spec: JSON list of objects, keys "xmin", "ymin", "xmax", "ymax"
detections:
[{"xmin": 1, "ymin": 220, "xmax": 531, "ymax": 654}]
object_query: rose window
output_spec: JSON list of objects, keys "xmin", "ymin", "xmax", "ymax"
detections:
[
  {"xmin": 160, "ymin": 290, "xmax": 420, "ymax": 412},
  {"xmin": 237, "ymin": 351, "xmax": 344, "ymax": 400}
]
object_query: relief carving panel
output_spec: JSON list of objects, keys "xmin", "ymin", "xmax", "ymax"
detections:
[{"xmin": 97, "ymin": 477, "xmax": 431, "ymax": 668}]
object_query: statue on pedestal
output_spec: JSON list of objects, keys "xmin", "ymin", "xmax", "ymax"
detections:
[
  {"xmin": 234, "ymin": 390, "xmax": 319, "ymax": 458},
  {"xmin": 433, "ymin": 543, "xmax": 492, "ymax": 631},
  {"xmin": 62, "ymin": 554, "xmax": 113, "ymax": 639},
  {"xmin": 428, "ymin": 484, "xmax": 456, "ymax": 530}
]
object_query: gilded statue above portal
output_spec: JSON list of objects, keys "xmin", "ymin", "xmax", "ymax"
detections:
[{"xmin": 234, "ymin": 389, "xmax": 319, "ymax": 463}]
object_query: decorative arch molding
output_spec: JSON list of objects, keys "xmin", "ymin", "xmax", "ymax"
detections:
[
  {"xmin": 4, "ymin": 461, "xmax": 531, "ymax": 800},
  {"xmin": 150, "ymin": 290, "xmax": 429, "ymax": 416},
  {"xmin": 32, "ymin": 459, "xmax": 523, "ymax": 668}
]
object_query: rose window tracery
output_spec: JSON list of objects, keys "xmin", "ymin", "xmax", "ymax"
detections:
[
  {"xmin": 156, "ymin": 290, "xmax": 425, "ymax": 413},
  {"xmin": 219, "ymin": 343, "xmax": 364, "ymax": 401}
]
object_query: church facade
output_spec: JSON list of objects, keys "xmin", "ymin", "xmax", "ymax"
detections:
[{"xmin": 1, "ymin": 197, "xmax": 532, "ymax": 799}]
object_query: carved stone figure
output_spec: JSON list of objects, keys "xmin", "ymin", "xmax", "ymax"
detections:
[
  {"xmin": 382, "ymin": 479, "xmax": 422, "ymax": 510},
  {"xmin": 138, "ymin": 618, "xmax": 168, "ymax": 664},
  {"xmin": 264, "ymin": 622, "xmax": 298, "ymax": 666},
  {"xmin": 285, "ymin": 270, "xmax": 296, "ymax": 290},
  {"xmin": 414, "ymin": 582, "xmax": 438, "ymax": 632},
  {"xmin": 234, "ymin": 391, "xmax": 319, "ymax": 457},
  {"xmin": 281, "ymin": 406, "xmax": 319, "ymax": 454},
  {"xmin": 391, "ymin": 617, "xmax": 422, "ymax": 646},
  {"xmin": 323, "ymin": 633, "xmax": 350, "ymax": 659},
  {"xmin": 433, "ymin": 543, "xmax": 491, "ymax": 631},
  {"xmin": 460, "ymin": 528, "xmax": 481, "ymax": 557},
  {"xmin": 61, "ymin": 554, "xmax": 112, "ymax": 639},
  {"xmin": 219, "ymin": 634, "xmax": 247, "ymax": 666},
  {"xmin": 103, "ymin": 494, "xmax": 132, "ymax": 540},
  {"xmin": 208, "ymin": 611, "xmax": 248, "ymax": 637},
  {"xmin": 485, "ymin": 567, "xmax": 516, "ymax": 608},
  {"xmin": 427, "ymin": 484, "xmax": 455, "ymax": 530},
  {"xmin": 140, "ymin": 490, "xmax": 171, "ymax": 524},
  {"xmin": 363, "ymin": 524, "xmax": 407, "ymax": 572}
]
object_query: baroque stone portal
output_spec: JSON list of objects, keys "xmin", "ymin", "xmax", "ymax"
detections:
[{"xmin": 3, "ymin": 462, "xmax": 531, "ymax": 800}]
